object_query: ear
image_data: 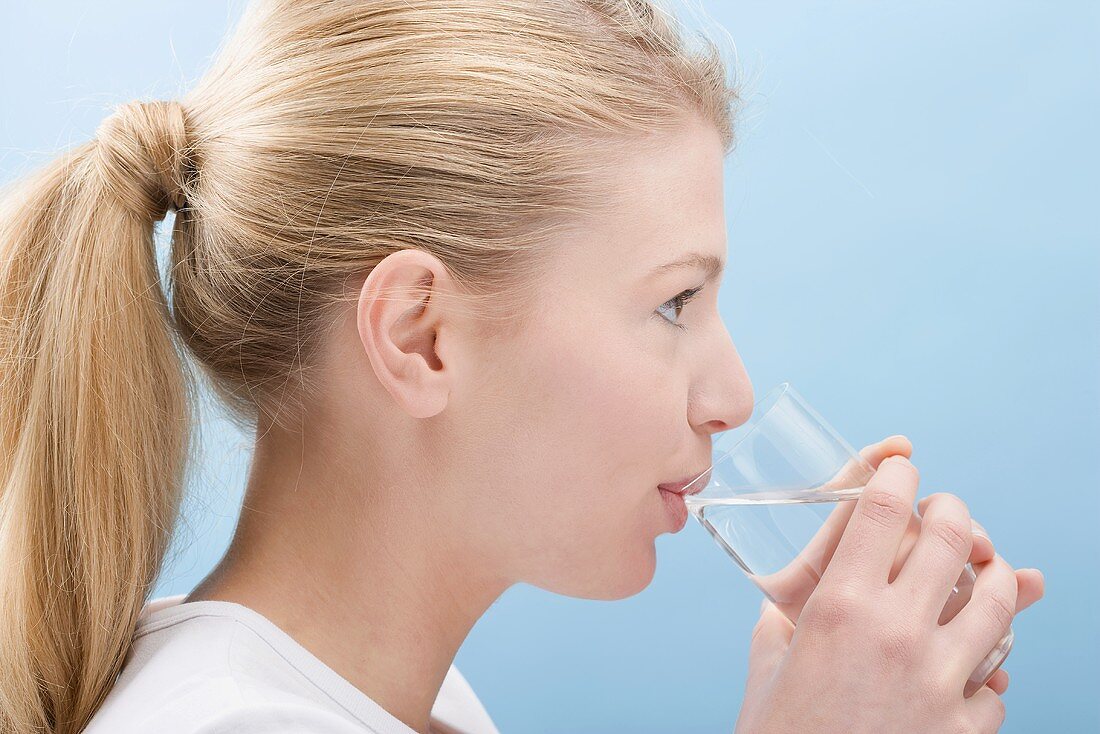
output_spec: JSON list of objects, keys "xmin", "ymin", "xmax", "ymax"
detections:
[{"xmin": 356, "ymin": 249, "xmax": 453, "ymax": 419}]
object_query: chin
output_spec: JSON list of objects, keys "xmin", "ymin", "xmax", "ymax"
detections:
[
  {"xmin": 597, "ymin": 563, "xmax": 656, "ymax": 600},
  {"xmin": 532, "ymin": 538, "xmax": 657, "ymax": 601}
]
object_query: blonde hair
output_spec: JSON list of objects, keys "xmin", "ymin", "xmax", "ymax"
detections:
[{"xmin": 0, "ymin": 1, "xmax": 741, "ymax": 731}]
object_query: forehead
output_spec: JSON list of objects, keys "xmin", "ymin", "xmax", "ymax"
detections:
[{"xmin": 552, "ymin": 119, "xmax": 728, "ymax": 287}]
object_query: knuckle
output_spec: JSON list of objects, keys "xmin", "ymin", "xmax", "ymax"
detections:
[
  {"xmin": 805, "ymin": 584, "xmax": 866, "ymax": 630},
  {"xmin": 947, "ymin": 718, "xmax": 974, "ymax": 734},
  {"xmin": 978, "ymin": 695, "xmax": 1007, "ymax": 732},
  {"xmin": 929, "ymin": 518, "xmax": 973, "ymax": 557},
  {"xmin": 914, "ymin": 672, "xmax": 953, "ymax": 711},
  {"xmin": 982, "ymin": 588, "xmax": 1017, "ymax": 631},
  {"xmin": 872, "ymin": 622, "xmax": 921, "ymax": 666},
  {"xmin": 860, "ymin": 487, "xmax": 910, "ymax": 528},
  {"xmin": 989, "ymin": 551, "xmax": 1018, "ymax": 580},
  {"xmin": 978, "ymin": 556, "xmax": 1018, "ymax": 630}
]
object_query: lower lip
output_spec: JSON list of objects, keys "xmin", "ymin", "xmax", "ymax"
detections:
[{"xmin": 659, "ymin": 488, "xmax": 689, "ymax": 532}]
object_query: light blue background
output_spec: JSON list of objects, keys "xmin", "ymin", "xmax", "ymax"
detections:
[{"xmin": 2, "ymin": 2, "xmax": 1096, "ymax": 731}]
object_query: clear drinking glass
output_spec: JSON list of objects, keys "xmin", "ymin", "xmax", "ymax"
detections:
[{"xmin": 680, "ymin": 382, "xmax": 1013, "ymax": 698}]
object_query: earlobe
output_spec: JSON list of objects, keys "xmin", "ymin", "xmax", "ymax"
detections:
[{"xmin": 355, "ymin": 250, "xmax": 451, "ymax": 419}]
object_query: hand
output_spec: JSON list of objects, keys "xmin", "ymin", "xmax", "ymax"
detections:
[
  {"xmin": 734, "ymin": 435, "xmax": 1046, "ymax": 733},
  {"xmin": 914, "ymin": 492, "xmax": 1043, "ymax": 694},
  {"xmin": 747, "ymin": 436, "xmax": 1044, "ymax": 675}
]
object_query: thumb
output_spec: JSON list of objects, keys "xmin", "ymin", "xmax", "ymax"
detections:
[{"xmin": 745, "ymin": 599, "xmax": 794, "ymax": 692}]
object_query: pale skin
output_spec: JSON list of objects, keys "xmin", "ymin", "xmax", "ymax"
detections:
[
  {"xmin": 184, "ymin": 117, "xmax": 1044, "ymax": 732},
  {"xmin": 746, "ymin": 436, "xmax": 1044, "ymax": 697}
]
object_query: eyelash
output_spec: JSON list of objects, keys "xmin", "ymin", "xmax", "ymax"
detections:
[{"xmin": 656, "ymin": 285, "xmax": 704, "ymax": 330}]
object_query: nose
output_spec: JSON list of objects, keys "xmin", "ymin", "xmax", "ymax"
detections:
[{"xmin": 688, "ymin": 335, "xmax": 753, "ymax": 435}]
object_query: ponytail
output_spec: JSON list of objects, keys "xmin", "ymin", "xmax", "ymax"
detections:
[{"xmin": 0, "ymin": 100, "xmax": 197, "ymax": 734}]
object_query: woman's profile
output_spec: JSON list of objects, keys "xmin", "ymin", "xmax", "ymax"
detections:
[{"xmin": 0, "ymin": 1, "xmax": 1045, "ymax": 733}]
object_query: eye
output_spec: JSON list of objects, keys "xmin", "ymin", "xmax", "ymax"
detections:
[{"xmin": 656, "ymin": 285, "xmax": 703, "ymax": 330}]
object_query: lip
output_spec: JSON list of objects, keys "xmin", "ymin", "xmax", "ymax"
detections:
[
  {"xmin": 659, "ymin": 487, "xmax": 689, "ymax": 532},
  {"xmin": 657, "ymin": 468, "xmax": 712, "ymax": 496}
]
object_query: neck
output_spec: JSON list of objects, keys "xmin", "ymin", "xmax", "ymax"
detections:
[{"xmin": 185, "ymin": 429, "xmax": 511, "ymax": 734}]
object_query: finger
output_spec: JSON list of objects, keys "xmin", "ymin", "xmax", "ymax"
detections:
[
  {"xmin": 753, "ymin": 436, "xmax": 916, "ymax": 619},
  {"xmin": 745, "ymin": 599, "xmax": 795, "ymax": 693},
  {"xmin": 946, "ymin": 553, "xmax": 1018, "ymax": 681},
  {"xmin": 986, "ymin": 668, "xmax": 1009, "ymax": 695},
  {"xmin": 905, "ymin": 509, "xmax": 994, "ymax": 579},
  {"xmin": 895, "ymin": 493, "xmax": 974, "ymax": 622},
  {"xmin": 964, "ymin": 683, "xmax": 1007, "ymax": 731},
  {"xmin": 916, "ymin": 497, "xmax": 994, "ymax": 564},
  {"xmin": 1015, "ymin": 568, "xmax": 1045, "ymax": 613},
  {"xmin": 822, "ymin": 455, "xmax": 921, "ymax": 588},
  {"xmin": 968, "ymin": 519, "xmax": 995, "ymax": 565}
]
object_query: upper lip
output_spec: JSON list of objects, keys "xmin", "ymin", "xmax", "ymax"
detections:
[{"xmin": 658, "ymin": 468, "xmax": 711, "ymax": 496}]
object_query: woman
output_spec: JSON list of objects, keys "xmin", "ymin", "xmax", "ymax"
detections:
[{"xmin": 0, "ymin": 1, "xmax": 1044, "ymax": 733}]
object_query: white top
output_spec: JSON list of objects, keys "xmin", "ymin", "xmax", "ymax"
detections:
[{"xmin": 83, "ymin": 594, "xmax": 501, "ymax": 734}]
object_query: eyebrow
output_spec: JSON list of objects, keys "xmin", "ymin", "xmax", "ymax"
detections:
[{"xmin": 645, "ymin": 252, "xmax": 727, "ymax": 284}]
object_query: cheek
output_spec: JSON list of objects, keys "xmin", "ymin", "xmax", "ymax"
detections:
[
  {"xmin": 536, "ymin": 327, "xmax": 675, "ymax": 486},
  {"xmin": 510, "ymin": 323, "xmax": 681, "ymax": 553}
]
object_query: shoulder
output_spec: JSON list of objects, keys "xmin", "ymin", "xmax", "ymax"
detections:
[
  {"xmin": 82, "ymin": 613, "xmax": 373, "ymax": 734},
  {"xmin": 163, "ymin": 704, "xmax": 375, "ymax": 733},
  {"xmin": 88, "ymin": 697, "xmax": 369, "ymax": 734}
]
